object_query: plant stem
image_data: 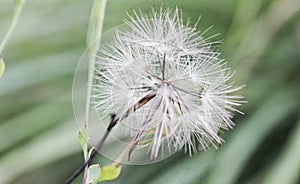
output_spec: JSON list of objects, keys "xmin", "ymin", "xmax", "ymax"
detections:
[
  {"xmin": 85, "ymin": 0, "xmax": 107, "ymax": 123},
  {"xmin": 83, "ymin": 0, "xmax": 107, "ymax": 183},
  {"xmin": 0, "ymin": 0, "xmax": 25, "ymax": 55},
  {"xmin": 65, "ymin": 115, "xmax": 117, "ymax": 184},
  {"xmin": 66, "ymin": 90, "xmax": 155, "ymax": 183}
]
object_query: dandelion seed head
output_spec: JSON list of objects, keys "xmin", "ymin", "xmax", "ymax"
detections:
[{"xmin": 94, "ymin": 7, "xmax": 245, "ymax": 160}]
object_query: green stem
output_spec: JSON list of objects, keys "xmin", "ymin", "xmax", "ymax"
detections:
[
  {"xmin": 83, "ymin": 0, "xmax": 107, "ymax": 183},
  {"xmin": 85, "ymin": 0, "xmax": 107, "ymax": 124},
  {"xmin": 0, "ymin": 0, "xmax": 26, "ymax": 55}
]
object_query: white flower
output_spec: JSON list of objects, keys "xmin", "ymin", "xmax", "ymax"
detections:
[{"xmin": 94, "ymin": 8, "xmax": 245, "ymax": 160}]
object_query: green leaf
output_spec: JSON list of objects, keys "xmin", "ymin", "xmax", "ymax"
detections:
[
  {"xmin": 0, "ymin": 58, "xmax": 5, "ymax": 78},
  {"xmin": 87, "ymin": 164, "xmax": 101, "ymax": 184},
  {"xmin": 78, "ymin": 124, "xmax": 88, "ymax": 157},
  {"xmin": 96, "ymin": 164, "xmax": 121, "ymax": 182},
  {"xmin": 88, "ymin": 147, "xmax": 95, "ymax": 158},
  {"xmin": 86, "ymin": 164, "xmax": 121, "ymax": 184}
]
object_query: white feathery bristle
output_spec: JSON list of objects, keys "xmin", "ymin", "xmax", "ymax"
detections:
[{"xmin": 93, "ymin": 7, "xmax": 245, "ymax": 159}]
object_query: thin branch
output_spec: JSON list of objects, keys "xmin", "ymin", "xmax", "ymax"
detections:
[
  {"xmin": 65, "ymin": 91, "xmax": 155, "ymax": 183},
  {"xmin": 65, "ymin": 114, "xmax": 117, "ymax": 184}
]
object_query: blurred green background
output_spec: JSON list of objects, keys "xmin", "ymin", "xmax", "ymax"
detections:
[{"xmin": 0, "ymin": 0, "xmax": 299, "ymax": 184}]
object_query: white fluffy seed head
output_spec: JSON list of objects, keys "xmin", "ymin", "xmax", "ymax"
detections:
[{"xmin": 94, "ymin": 7, "xmax": 245, "ymax": 159}]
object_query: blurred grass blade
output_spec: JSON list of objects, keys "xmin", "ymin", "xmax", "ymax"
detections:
[
  {"xmin": 0, "ymin": 117, "xmax": 79, "ymax": 184},
  {"xmin": 0, "ymin": 49, "xmax": 79, "ymax": 96},
  {"xmin": 208, "ymin": 88, "xmax": 299, "ymax": 184},
  {"xmin": 233, "ymin": 0, "xmax": 300, "ymax": 82},
  {"xmin": 0, "ymin": 0, "xmax": 25, "ymax": 55},
  {"xmin": 0, "ymin": 94, "xmax": 71, "ymax": 154},
  {"xmin": 108, "ymin": 153, "xmax": 182, "ymax": 184},
  {"xmin": 144, "ymin": 152, "xmax": 215, "ymax": 184},
  {"xmin": 262, "ymin": 117, "xmax": 300, "ymax": 184}
]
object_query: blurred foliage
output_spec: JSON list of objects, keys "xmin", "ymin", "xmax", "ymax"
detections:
[
  {"xmin": 0, "ymin": 0, "xmax": 299, "ymax": 184},
  {"xmin": 0, "ymin": 58, "xmax": 4, "ymax": 78}
]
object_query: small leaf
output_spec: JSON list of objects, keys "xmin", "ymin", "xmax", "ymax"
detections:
[
  {"xmin": 78, "ymin": 130, "xmax": 87, "ymax": 151},
  {"xmin": 0, "ymin": 58, "xmax": 5, "ymax": 78},
  {"xmin": 78, "ymin": 123, "xmax": 88, "ymax": 157},
  {"xmin": 86, "ymin": 164, "xmax": 101, "ymax": 184},
  {"xmin": 88, "ymin": 147, "xmax": 95, "ymax": 158},
  {"xmin": 96, "ymin": 164, "xmax": 121, "ymax": 182}
]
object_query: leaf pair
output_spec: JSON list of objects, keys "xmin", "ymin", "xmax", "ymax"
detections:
[
  {"xmin": 87, "ymin": 164, "xmax": 121, "ymax": 184},
  {"xmin": 78, "ymin": 126, "xmax": 121, "ymax": 184}
]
